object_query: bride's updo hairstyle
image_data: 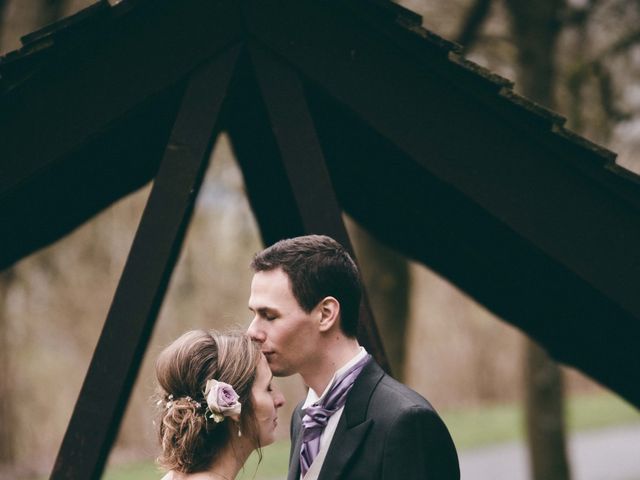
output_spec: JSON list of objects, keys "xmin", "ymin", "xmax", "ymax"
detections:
[{"xmin": 154, "ymin": 330, "xmax": 262, "ymax": 473}]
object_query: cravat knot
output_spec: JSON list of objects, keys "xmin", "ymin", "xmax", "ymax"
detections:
[
  {"xmin": 299, "ymin": 354, "xmax": 370, "ymax": 478},
  {"xmin": 301, "ymin": 405, "xmax": 331, "ymax": 442}
]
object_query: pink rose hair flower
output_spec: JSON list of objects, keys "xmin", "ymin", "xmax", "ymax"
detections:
[{"xmin": 204, "ymin": 379, "xmax": 242, "ymax": 423}]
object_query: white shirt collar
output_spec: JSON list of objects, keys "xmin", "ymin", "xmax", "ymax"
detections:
[{"xmin": 303, "ymin": 347, "xmax": 368, "ymax": 408}]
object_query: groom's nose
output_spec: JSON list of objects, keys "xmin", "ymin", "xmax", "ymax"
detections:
[{"xmin": 247, "ymin": 317, "xmax": 266, "ymax": 343}]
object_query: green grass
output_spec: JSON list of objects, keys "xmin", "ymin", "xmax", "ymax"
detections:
[
  {"xmin": 440, "ymin": 401, "xmax": 526, "ymax": 450},
  {"xmin": 440, "ymin": 392, "xmax": 640, "ymax": 450},
  {"xmin": 102, "ymin": 461, "xmax": 161, "ymax": 480},
  {"xmin": 237, "ymin": 441, "xmax": 291, "ymax": 480},
  {"xmin": 566, "ymin": 393, "xmax": 640, "ymax": 431},
  {"xmin": 101, "ymin": 392, "xmax": 639, "ymax": 479}
]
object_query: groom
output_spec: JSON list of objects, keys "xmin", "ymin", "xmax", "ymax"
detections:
[{"xmin": 247, "ymin": 235, "xmax": 459, "ymax": 479}]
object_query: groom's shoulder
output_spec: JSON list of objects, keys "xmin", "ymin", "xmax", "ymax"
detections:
[
  {"xmin": 359, "ymin": 358, "xmax": 436, "ymax": 413},
  {"xmin": 367, "ymin": 373, "xmax": 454, "ymax": 445},
  {"xmin": 372, "ymin": 371, "xmax": 436, "ymax": 413}
]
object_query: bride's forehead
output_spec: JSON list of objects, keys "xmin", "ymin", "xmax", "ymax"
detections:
[
  {"xmin": 254, "ymin": 356, "xmax": 271, "ymax": 381},
  {"xmin": 256, "ymin": 354, "xmax": 269, "ymax": 370}
]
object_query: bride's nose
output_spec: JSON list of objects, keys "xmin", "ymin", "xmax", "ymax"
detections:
[{"xmin": 274, "ymin": 391, "xmax": 285, "ymax": 409}]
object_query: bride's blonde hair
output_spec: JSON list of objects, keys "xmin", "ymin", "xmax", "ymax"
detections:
[{"xmin": 154, "ymin": 329, "xmax": 262, "ymax": 473}]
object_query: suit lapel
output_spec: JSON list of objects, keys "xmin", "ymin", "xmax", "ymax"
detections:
[
  {"xmin": 317, "ymin": 359, "xmax": 384, "ymax": 480},
  {"xmin": 316, "ymin": 415, "xmax": 372, "ymax": 480},
  {"xmin": 287, "ymin": 406, "xmax": 304, "ymax": 480}
]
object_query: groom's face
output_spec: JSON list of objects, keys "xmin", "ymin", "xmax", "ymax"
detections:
[{"xmin": 247, "ymin": 268, "xmax": 320, "ymax": 377}]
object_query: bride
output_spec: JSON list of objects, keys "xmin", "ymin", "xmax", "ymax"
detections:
[{"xmin": 154, "ymin": 330, "xmax": 285, "ymax": 480}]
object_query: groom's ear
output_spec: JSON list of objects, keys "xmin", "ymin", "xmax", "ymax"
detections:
[{"xmin": 317, "ymin": 296, "xmax": 340, "ymax": 332}]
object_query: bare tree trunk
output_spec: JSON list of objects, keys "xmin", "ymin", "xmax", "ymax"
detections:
[
  {"xmin": 0, "ymin": 269, "xmax": 15, "ymax": 464},
  {"xmin": 456, "ymin": 0, "xmax": 493, "ymax": 53},
  {"xmin": 36, "ymin": 0, "xmax": 68, "ymax": 29},
  {"xmin": 505, "ymin": 0, "xmax": 563, "ymax": 101},
  {"xmin": 348, "ymin": 221, "xmax": 410, "ymax": 380},
  {"xmin": 524, "ymin": 340, "xmax": 570, "ymax": 479},
  {"xmin": 0, "ymin": 0, "xmax": 8, "ymax": 50},
  {"xmin": 0, "ymin": 0, "xmax": 7, "ymax": 24},
  {"xmin": 503, "ymin": 1, "xmax": 572, "ymax": 479},
  {"xmin": 0, "ymin": 0, "xmax": 14, "ymax": 434}
]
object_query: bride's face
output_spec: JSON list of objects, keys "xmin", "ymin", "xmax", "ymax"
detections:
[{"xmin": 251, "ymin": 355, "xmax": 285, "ymax": 446}]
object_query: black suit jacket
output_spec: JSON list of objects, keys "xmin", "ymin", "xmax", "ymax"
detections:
[{"xmin": 287, "ymin": 359, "xmax": 460, "ymax": 479}]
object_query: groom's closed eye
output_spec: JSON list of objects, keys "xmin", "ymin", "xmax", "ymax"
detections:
[{"xmin": 256, "ymin": 308, "xmax": 278, "ymax": 321}]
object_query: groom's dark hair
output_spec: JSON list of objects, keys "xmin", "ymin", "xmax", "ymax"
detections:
[{"xmin": 250, "ymin": 235, "xmax": 361, "ymax": 338}]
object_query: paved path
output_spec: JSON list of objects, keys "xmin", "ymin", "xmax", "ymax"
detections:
[{"xmin": 460, "ymin": 423, "xmax": 640, "ymax": 480}]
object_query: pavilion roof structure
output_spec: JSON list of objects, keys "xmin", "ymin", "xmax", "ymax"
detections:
[{"xmin": 1, "ymin": 0, "xmax": 639, "ymax": 477}]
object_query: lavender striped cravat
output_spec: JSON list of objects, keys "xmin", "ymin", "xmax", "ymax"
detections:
[{"xmin": 299, "ymin": 354, "xmax": 370, "ymax": 477}]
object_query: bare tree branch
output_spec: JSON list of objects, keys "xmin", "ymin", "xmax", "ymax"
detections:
[
  {"xmin": 602, "ymin": 27, "xmax": 640, "ymax": 56},
  {"xmin": 568, "ymin": 27, "xmax": 640, "ymax": 122},
  {"xmin": 593, "ymin": 61, "xmax": 632, "ymax": 121},
  {"xmin": 558, "ymin": 0, "xmax": 602, "ymax": 27}
]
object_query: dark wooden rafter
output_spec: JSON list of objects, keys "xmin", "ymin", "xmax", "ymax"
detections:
[
  {"xmin": 224, "ymin": 51, "xmax": 307, "ymax": 245},
  {"xmin": 235, "ymin": 42, "xmax": 390, "ymax": 371},
  {"xmin": 243, "ymin": 0, "xmax": 640, "ymax": 403},
  {"xmin": 50, "ymin": 46, "xmax": 241, "ymax": 480},
  {"xmin": 244, "ymin": 0, "xmax": 640, "ymax": 322},
  {"xmin": 305, "ymin": 84, "xmax": 640, "ymax": 403},
  {"xmin": 0, "ymin": 0, "xmax": 243, "ymax": 270},
  {"xmin": 1, "ymin": 0, "xmax": 240, "ymax": 194}
]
